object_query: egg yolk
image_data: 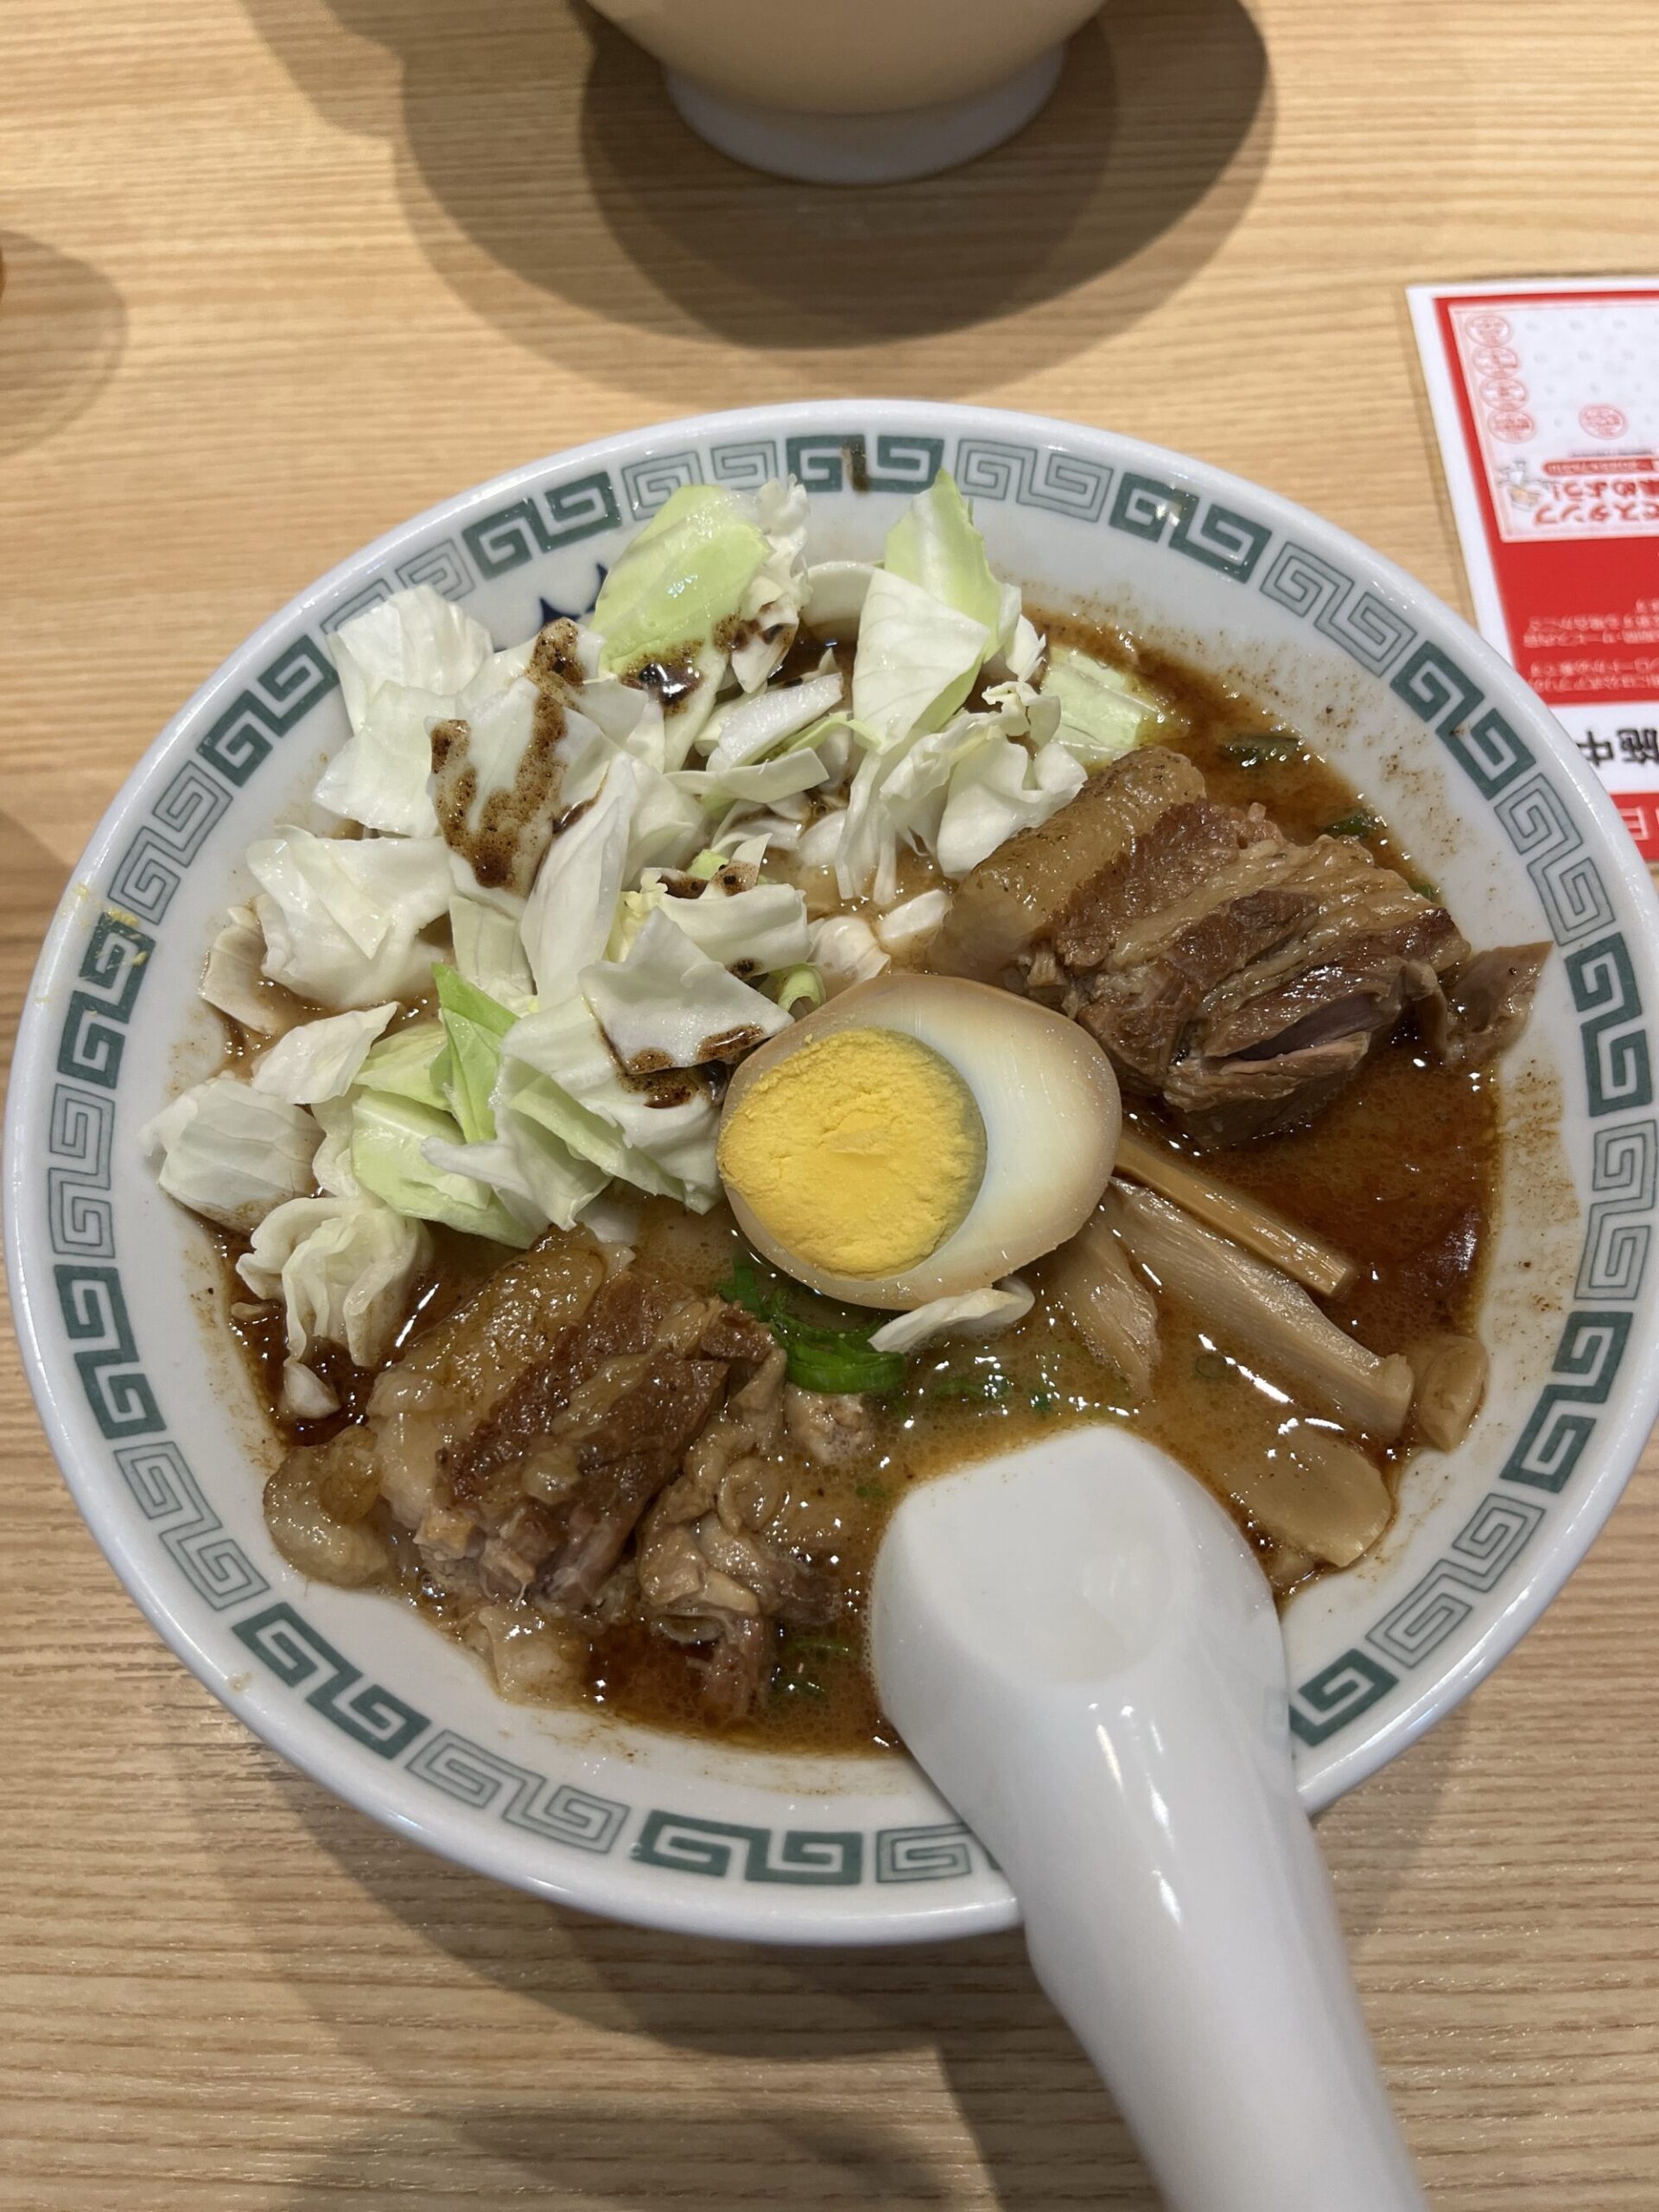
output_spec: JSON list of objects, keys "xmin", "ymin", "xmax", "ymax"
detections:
[{"xmin": 718, "ymin": 1027, "xmax": 987, "ymax": 1279}]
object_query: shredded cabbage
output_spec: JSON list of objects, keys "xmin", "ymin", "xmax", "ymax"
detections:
[
  {"xmin": 153, "ymin": 474, "xmax": 1169, "ymax": 1293},
  {"xmin": 836, "ymin": 712, "xmax": 995, "ymax": 902}
]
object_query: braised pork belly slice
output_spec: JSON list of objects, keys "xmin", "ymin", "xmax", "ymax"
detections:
[
  {"xmin": 938, "ymin": 744, "xmax": 1547, "ymax": 1147},
  {"xmin": 264, "ymin": 1242, "xmax": 845, "ymax": 1726}
]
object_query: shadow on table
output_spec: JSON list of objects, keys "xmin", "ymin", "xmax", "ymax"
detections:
[
  {"xmin": 195, "ymin": 1701, "xmax": 1470, "ymax": 2209},
  {"xmin": 240, "ymin": 0, "xmax": 1273, "ymax": 403},
  {"xmin": 0, "ymin": 232, "xmax": 127, "ymax": 463},
  {"xmin": 272, "ymin": 2094, "xmax": 983, "ymax": 2209}
]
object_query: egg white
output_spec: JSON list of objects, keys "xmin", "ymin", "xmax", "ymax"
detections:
[{"xmin": 718, "ymin": 974, "xmax": 1122, "ymax": 1310}]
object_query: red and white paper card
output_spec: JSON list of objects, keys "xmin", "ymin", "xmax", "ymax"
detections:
[{"xmin": 1409, "ymin": 279, "xmax": 1659, "ymax": 858}]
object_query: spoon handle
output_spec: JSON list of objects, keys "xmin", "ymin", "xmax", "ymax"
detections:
[
  {"xmin": 873, "ymin": 1438, "xmax": 1429, "ymax": 2212},
  {"xmin": 1014, "ymin": 1676, "xmax": 1426, "ymax": 2211}
]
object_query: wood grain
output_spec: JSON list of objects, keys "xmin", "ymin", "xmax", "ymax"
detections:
[{"xmin": 3, "ymin": 0, "xmax": 1658, "ymax": 2202}]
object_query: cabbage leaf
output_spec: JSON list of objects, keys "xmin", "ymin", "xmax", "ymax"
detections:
[
  {"xmin": 237, "ymin": 1192, "xmax": 430, "ymax": 1366},
  {"xmin": 883, "ymin": 472, "xmax": 1018, "ymax": 653},
  {"xmin": 730, "ymin": 478, "xmax": 810, "ymax": 692},
  {"xmin": 673, "ymin": 747, "xmax": 829, "ymax": 810},
  {"xmin": 351, "ymin": 1090, "xmax": 533, "ymax": 1245},
  {"xmin": 422, "ymin": 1058, "xmax": 609, "ymax": 1236},
  {"xmin": 311, "ymin": 1095, "xmax": 360, "ymax": 1198},
  {"xmin": 809, "ymin": 913, "xmax": 889, "ymax": 994},
  {"xmin": 434, "ymin": 963, "xmax": 515, "ymax": 1144},
  {"xmin": 140, "ymin": 1075, "xmax": 319, "ymax": 1233},
  {"xmin": 935, "ymin": 734, "xmax": 1085, "ymax": 878},
  {"xmin": 518, "ymin": 752, "xmax": 639, "ymax": 1005},
  {"xmin": 448, "ymin": 889, "xmax": 534, "ymax": 1007},
  {"xmin": 200, "ymin": 905, "xmax": 288, "ymax": 1034},
  {"xmin": 582, "ymin": 906, "xmax": 792, "ymax": 1071},
  {"xmin": 327, "ymin": 586, "xmax": 493, "ymax": 731},
  {"xmin": 1043, "ymin": 644, "xmax": 1166, "ymax": 765},
  {"xmin": 868, "ymin": 1278, "xmax": 1034, "ymax": 1353},
  {"xmin": 250, "ymin": 1003, "xmax": 397, "ymax": 1105},
  {"xmin": 249, "ymin": 829, "xmax": 451, "ymax": 1009},
  {"xmin": 849, "ymin": 567, "xmax": 988, "ymax": 752},
  {"xmin": 593, "ymin": 485, "xmax": 767, "ymax": 671},
  {"xmin": 703, "ymin": 671, "xmax": 843, "ymax": 772},
  {"xmin": 355, "ymin": 1019, "xmax": 449, "ymax": 1114},
  {"xmin": 504, "ymin": 993, "xmax": 721, "ymax": 1207},
  {"xmin": 653, "ymin": 879, "xmax": 810, "ymax": 975}
]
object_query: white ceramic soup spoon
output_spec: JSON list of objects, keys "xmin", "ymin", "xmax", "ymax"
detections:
[{"xmin": 869, "ymin": 1428, "xmax": 1428, "ymax": 2212}]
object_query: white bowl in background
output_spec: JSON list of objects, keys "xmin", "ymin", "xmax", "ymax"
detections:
[
  {"xmin": 585, "ymin": 0, "xmax": 1104, "ymax": 182},
  {"xmin": 10, "ymin": 399, "xmax": 1659, "ymax": 1944}
]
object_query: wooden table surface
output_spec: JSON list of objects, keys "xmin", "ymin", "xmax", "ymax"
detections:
[{"xmin": 4, "ymin": 1, "xmax": 1659, "ymax": 2203}]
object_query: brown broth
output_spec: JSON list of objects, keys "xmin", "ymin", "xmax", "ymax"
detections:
[{"xmin": 221, "ymin": 623, "xmax": 1500, "ymax": 1760}]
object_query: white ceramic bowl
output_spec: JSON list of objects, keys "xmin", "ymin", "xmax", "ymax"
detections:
[
  {"xmin": 10, "ymin": 401, "xmax": 1659, "ymax": 1945},
  {"xmin": 584, "ymin": 0, "xmax": 1103, "ymax": 184}
]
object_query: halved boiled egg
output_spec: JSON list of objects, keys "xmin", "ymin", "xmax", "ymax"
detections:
[{"xmin": 716, "ymin": 975, "xmax": 1121, "ymax": 1311}]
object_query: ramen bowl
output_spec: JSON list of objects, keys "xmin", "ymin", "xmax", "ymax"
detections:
[{"xmin": 10, "ymin": 399, "xmax": 1659, "ymax": 1943}]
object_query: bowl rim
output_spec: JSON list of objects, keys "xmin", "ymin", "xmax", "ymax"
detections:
[{"xmin": 10, "ymin": 396, "xmax": 1659, "ymax": 1944}]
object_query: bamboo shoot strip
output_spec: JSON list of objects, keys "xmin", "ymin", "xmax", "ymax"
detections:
[
  {"xmin": 1114, "ymin": 1127, "xmax": 1355, "ymax": 1299},
  {"xmin": 1106, "ymin": 1182, "xmax": 1413, "ymax": 1440}
]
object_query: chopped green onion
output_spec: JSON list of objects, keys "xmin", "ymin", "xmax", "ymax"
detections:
[
  {"xmin": 781, "ymin": 1337, "xmax": 906, "ymax": 1395},
  {"xmin": 927, "ymin": 1368, "xmax": 1014, "ymax": 1403},
  {"xmin": 785, "ymin": 1635, "xmax": 855, "ymax": 1661},
  {"xmin": 1325, "ymin": 810, "xmax": 1379, "ymax": 840},
  {"xmin": 717, "ymin": 1250, "xmax": 906, "ymax": 1395},
  {"xmin": 687, "ymin": 849, "xmax": 725, "ymax": 880},
  {"xmin": 770, "ymin": 963, "xmax": 824, "ymax": 1016},
  {"xmin": 776, "ymin": 1662, "xmax": 828, "ymax": 1700}
]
